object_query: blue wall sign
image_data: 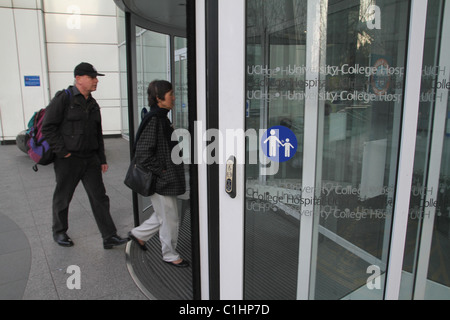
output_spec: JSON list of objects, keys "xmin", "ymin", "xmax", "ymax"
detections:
[{"xmin": 24, "ymin": 76, "xmax": 41, "ymax": 87}]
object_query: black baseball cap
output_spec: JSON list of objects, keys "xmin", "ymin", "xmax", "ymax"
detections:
[{"xmin": 74, "ymin": 62, "xmax": 105, "ymax": 77}]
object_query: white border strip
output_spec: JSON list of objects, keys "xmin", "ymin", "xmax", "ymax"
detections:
[
  {"xmin": 385, "ymin": 0, "xmax": 428, "ymax": 300},
  {"xmin": 297, "ymin": 0, "xmax": 321, "ymax": 300},
  {"xmin": 195, "ymin": 0, "xmax": 210, "ymax": 300},
  {"xmin": 218, "ymin": 0, "xmax": 246, "ymax": 300}
]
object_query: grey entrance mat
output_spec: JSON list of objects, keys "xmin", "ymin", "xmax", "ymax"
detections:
[{"xmin": 126, "ymin": 206, "xmax": 193, "ymax": 300}]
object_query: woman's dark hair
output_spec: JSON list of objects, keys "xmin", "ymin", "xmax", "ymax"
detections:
[{"xmin": 147, "ymin": 80, "xmax": 173, "ymax": 106}]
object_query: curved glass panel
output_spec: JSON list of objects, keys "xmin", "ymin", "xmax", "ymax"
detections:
[
  {"xmin": 402, "ymin": 0, "xmax": 450, "ymax": 300},
  {"xmin": 311, "ymin": 0, "xmax": 410, "ymax": 300}
]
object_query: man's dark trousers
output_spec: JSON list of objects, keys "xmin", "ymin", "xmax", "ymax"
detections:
[{"xmin": 52, "ymin": 155, "xmax": 117, "ymax": 239}]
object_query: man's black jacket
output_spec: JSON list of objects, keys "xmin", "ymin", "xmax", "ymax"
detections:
[{"xmin": 41, "ymin": 85, "xmax": 107, "ymax": 164}]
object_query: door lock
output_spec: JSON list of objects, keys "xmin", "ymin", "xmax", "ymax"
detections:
[{"xmin": 225, "ymin": 156, "xmax": 236, "ymax": 198}]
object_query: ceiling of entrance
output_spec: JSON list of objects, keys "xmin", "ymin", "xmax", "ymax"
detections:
[{"xmin": 120, "ymin": 0, "xmax": 186, "ymax": 32}]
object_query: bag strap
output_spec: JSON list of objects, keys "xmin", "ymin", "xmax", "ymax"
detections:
[
  {"xmin": 132, "ymin": 108, "xmax": 174, "ymax": 155},
  {"xmin": 132, "ymin": 110, "xmax": 159, "ymax": 155}
]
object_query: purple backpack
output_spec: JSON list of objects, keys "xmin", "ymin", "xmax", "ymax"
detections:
[{"xmin": 27, "ymin": 89, "xmax": 71, "ymax": 171}]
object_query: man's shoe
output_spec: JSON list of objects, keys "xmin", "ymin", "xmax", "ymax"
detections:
[
  {"xmin": 54, "ymin": 233, "xmax": 74, "ymax": 247},
  {"xmin": 103, "ymin": 234, "xmax": 128, "ymax": 249}
]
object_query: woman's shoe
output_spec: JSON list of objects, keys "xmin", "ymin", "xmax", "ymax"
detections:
[
  {"xmin": 164, "ymin": 259, "xmax": 190, "ymax": 268},
  {"xmin": 128, "ymin": 231, "xmax": 147, "ymax": 251}
]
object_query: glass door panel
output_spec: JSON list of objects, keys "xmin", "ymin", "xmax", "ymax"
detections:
[
  {"xmin": 311, "ymin": 0, "xmax": 410, "ymax": 300},
  {"xmin": 245, "ymin": 0, "xmax": 307, "ymax": 300},
  {"xmin": 244, "ymin": 0, "xmax": 411, "ymax": 300},
  {"xmin": 135, "ymin": 26, "xmax": 170, "ymax": 217},
  {"xmin": 130, "ymin": 22, "xmax": 193, "ymax": 299},
  {"xmin": 425, "ymin": 93, "xmax": 450, "ymax": 299}
]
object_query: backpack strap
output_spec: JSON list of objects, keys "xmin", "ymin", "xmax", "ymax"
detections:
[{"xmin": 64, "ymin": 88, "xmax": 73, "ymax": 108}]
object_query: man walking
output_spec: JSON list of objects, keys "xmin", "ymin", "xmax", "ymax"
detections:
[{"xmin": 42, "ymin": 62, "xmax": 127, "ymax": 249}]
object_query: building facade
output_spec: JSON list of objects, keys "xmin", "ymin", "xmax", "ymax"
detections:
[{"xmin": 0, "ymin": 0, "xmax": 122, "ymax": 142}]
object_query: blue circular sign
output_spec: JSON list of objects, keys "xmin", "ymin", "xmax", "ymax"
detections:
[{"xmin": 261, "ymin": 126, "xmax": 298, "ymax": 163}]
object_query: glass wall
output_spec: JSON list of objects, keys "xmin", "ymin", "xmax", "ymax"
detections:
[
  {"xmin": 136, "ymin": 27, "xmax": 170, "ymax": 118},
  {"xmin": 174, "ymin": 37, "xmax": 189, "ymax": 131},
  {"xmin": 401, "ymin": 0, "xmax": 450, "ymax": 300},
  {"xmin": 117, "ymin": 8, "xmax": 129, "ymax": 137},
  {"xmin": 116, "ymin": 18, "xmax": 171, "ymax": 137}
]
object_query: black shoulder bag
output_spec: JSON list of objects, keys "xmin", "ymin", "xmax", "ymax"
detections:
[{"xmin": 124, "ymin": 111, "xmax": 158, "ymax": 196}]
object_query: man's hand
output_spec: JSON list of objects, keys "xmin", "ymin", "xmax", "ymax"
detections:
[{"xmin": 101, "ymin": 164, "xmax": 109, "ymax": 173}]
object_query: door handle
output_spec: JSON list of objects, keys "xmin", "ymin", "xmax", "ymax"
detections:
[{"xmin": 225, "ymin": 156, "xmax": 236, "ymax": 198}]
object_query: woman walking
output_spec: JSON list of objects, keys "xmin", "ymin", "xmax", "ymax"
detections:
[{"xmin": 128, "ymin": 80, "xmax": 188, "ymax": 268}]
